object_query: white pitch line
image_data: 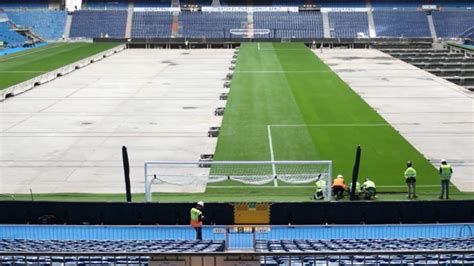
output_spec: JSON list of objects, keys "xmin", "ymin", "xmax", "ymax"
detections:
[
  {"xmin": 267, "ymin": 125, "xmax": 278, "ymax": 187},
  {"xmin": 0, "ymin": 44, "xmax": 65, "ymax": 62},
  {"xmin": 236, "ymin": 70, "xmax": 333, "ymax": 73},
  {"xmin": 257, "ymin": 42, "xmax": 260, "ymax": 50},
  {"xmin": 208, "ymin": 185, "xmax": 446, "ymax": 188},
  {"xmin": 270, "ymin": 124, "xmax": 390, "ymax": 127}
]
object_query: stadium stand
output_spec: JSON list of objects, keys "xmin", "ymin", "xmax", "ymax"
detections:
[
  {"xmin": 371, "ymin": 0, "xmax": 423, "ymax": 9},
  {"xmin": 373, "ymin": 11, "xmax": 431, "ymax": 37},
  {"xmin": 272, "ymin": 0, "xmax": 305, "ymax": 6},
  {"xmin": 384, "ymin": 48, "xmax": 474, "ymax": 91},
  {"xmin": 131, "ymin": 12, "xmax": 173, "ymax": 38},
  {"xmin": 0, "ymin": 0, "xmax": 49, "ymax": 10},
  {"xmin": 135, "ymin": 0, "xmax": 172, "ymax": 7},
  {"xmin": 70, "ymin": 10, "xmax": 127, "ymax": 38},
  {"xmin": 328, "ymin": 11, "xmax": 369, "ymax": 38},
  {"xmin": 84, "ymin": 0, "xmax": 129, "ymax": 9},
  {"xmin": 6, "ymin": 11, "xmax": 66, "ymax": 40},
  {"xmin": 254, "ymin": 12, "xmax": 324, "ymax": 38},
  {"xmin": 256, "ymin": 238, "xmax": 474, "ymax": 252},
  {"xmin": 317, "ymin": 0, "xmax": 366, "ymax": 7},
  {"xmin": 179, "ymin": 12, "xmax": 247, "ymax": 38},
  {"xmin": 0, "ymin": 22, "xmax": 28, "ymax": 47},
  {"xmin": 431, "ymin": 0, "xmax": 474, "ymax": 9},
  {"xmin": 432, "ymin": 11, "xmax": 474, "ymax": 38},
  {"xmin": 0, "ymin": 239, "xmax": 226, "ymax": 253}
]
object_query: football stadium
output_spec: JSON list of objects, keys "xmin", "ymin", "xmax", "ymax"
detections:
[{"xmin": 0, "ymin": 0, "xmax": 473, "ymax": 265}]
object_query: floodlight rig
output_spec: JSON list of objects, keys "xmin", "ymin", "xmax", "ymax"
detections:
[
  {"xmin": 198, "ymin": 154, "xmax": 214, "ymax": 168},
  {"xmin": 226, "ymin": 73, "xmax": 233, "ymax": 80},
  {"xmin": 224, "ymin": 81, "xmax": 231, "ymax": 88},
  {"xmin": 229, "ymin": 65, "xmax": 235, "ymax": 70},
  {"xmin": 219, "ymin": 93, "xmax": 228, "ymax": 100},
  {"xmin": 208, "ymin": 127, "xmax": 220, "ymax": 137},
  {"xmin": 214, "ymin": 107, "xmax": 225, "ymax": 116}
]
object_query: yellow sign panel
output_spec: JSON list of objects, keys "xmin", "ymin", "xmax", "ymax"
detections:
[{"xmin": 233, "ymin": 203, "xmax": 270, "ymax": 224}]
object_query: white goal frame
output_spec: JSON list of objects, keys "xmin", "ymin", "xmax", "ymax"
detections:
[{"xmin": 144, "ymin": 160, "xmax": 332, "ymax": 202}]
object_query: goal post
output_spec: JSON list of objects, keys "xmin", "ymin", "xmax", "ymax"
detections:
[{"xmin": 144, "ymin": 160, "xmax": 332, "ymax": 202}]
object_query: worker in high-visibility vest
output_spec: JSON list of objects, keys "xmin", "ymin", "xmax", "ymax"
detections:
[
  {"xmin": 332, "ymin": 174, "xmax": 346, "ymax": 200},
  {"xmin": 439, "ymin": 159, "xmax": 453, "ymax": 200},
  {"xmin": 361, "ymin": 177, "xmax": 376, "ymax": 200},
  {"xmin": 404, "ymin": 161, "xmax": 417, "ymax": 199},
  {"xmin": 190, "ymin": 201, "xmax": 204, "ymax": 240},
  {"xmin": 314, "ymin": 179, "xmax": 327, "ymax": 200}
]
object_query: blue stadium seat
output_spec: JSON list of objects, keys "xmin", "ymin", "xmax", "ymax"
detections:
[
  {"xmin": 328, "ymin": 12, "xmax": 369, "ymax": 37},
  {"xmin": 85, "ymin": 0, "xmax": 129, "ymax": 10},
  {"xmin": 0, "ymin": 0, "xmax": 49, "ymax": 10},
  {"xmin": 131, "ymin": 12, "xmax": 173, "ymax": 38},
  {"xmin": 432, "ymin": 11, "xmax": 474, "ymax": 38},
  {"xmin": 371, "ymin": 0, "xmax": 423, "ymax": 10},
  {"xmin": 0, "ymin": 22, "xmax": 28, "ymax": 47},
  {"xmin": 6, "ymin": 11, "xmax": 67, "ymax": 40},
  {"xmin": 179, "ymin": 12, "xmax": 247, "ymax": 38},
  {"xmin": 70, "ymin": 10, "xmax": 127, "ymax": 38},
  {"xmin": 373, "ymin": 11, "xmax": 431, "ymax": 37},
  {"xmin": 254, "ymin": 12, "xmax": 323, "ymax": 38},
  {"xmin": 135, "ymin": 0, "xmax": 172, "ymax": 7}
]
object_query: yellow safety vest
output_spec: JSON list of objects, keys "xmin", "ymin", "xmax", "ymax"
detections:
[
  {"xmin": 404, "ymin": 167, "xmax": 416, "ymax": 179},
  {"xmin": 440, "ymin": 164, "xmax": 452, "ymax": 180},
  {"xmin": 190, "ymin": 207, "xmax": 202, "ymax": 227}
]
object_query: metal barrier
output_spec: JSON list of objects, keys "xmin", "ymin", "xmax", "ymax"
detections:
[{"xmin": 1, "ymin": 250, "xmax": 473, "ymax": 266}]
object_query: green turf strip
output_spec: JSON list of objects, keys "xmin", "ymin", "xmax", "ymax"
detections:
[
  {"xmin": 213, "ymin": 42, "xmax": 450, "ymax": 194},
  {"xmin": 0, "ymin": 43, "xmax": 121, "ymax": 90}
]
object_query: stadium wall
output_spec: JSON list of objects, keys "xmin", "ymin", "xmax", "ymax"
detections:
[{"xmin": 1, "ymin": 201, "xmax": 473, "ymax": 225}]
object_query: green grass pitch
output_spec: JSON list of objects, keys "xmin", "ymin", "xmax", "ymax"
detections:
[
  {"xmin": 3, "ymin": 42, "xmax": 470, "ymax": 202},
  {"xmin": 0, "ymin": 42, "xmax": 120, "ymax": 91}
]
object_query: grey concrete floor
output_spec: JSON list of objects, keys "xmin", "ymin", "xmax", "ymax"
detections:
[
  {"xmin": 314, "ymin": 49, "xmax": 474, "ymax": 192},
  {"xmin": 0, "ymin": 49, "xmax": 234, "ymax": 194}
]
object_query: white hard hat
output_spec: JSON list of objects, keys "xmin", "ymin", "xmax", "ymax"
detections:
[
  {"xmin": 337, "ymin": 174, "xmax": 344, "ymax": 179},
  {"xmin": 441, "ymin": 159, "xmax": 447, "ymax": 163},
  {"xmin": 197, "ymin": 201, "xmax": 204, "ymax": 207}
]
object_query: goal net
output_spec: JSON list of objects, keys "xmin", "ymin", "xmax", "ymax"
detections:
[
  {"xmin": 144, "ymin": 160, "xmax": 332, "ymax": 202},
  {"xmin": 230, "ymin": 29, "xmax": 271, "ymax": 38}
]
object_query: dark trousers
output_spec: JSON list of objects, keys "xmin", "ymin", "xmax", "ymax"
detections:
[
  {"xmin": 194, "ymin": 227, "xmax": 202, "ymax": 240},
  {"xmin": 333, "ymin": 186, "xmax": 345, "ymax": 199},
  {"xmin": 440, "ymin": 180, "xmax": 450, "ymax": 199}
]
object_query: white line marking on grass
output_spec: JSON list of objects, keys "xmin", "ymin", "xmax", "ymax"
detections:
[
  {"xmin": 236, "ymin": 70, "xmax": 333, "ymax": 73},
  {"xmin": 208, "ymin": 185, "xmax": 443, "ymax": 188},
  {"xmin": 257, "ymin": 42, "xmax": 260, "ymax": 50},
  {"xmin": 267, "ymin": 125, "xmax": 278, "ymax": 187},
  {"xmin": 270, "ymin": 124, "xmax": 390, "ymax": 127}
]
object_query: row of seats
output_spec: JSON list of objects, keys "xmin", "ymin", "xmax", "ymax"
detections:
[
  {"xmin": 373, "ymin": 11, "xmax": 431, "ymax": 37},
  {"xmin": 0, "ymin": 0, "xmax": 49, "ymax": 10},
  {"xmin": 328, "ymin": 11, "xmax": 369, "ymax": 38},
  {"xmin": 6, "ymin": 11, "xmax": 66, "ymax": 40},
  {"xmin": 84, "ymin": 0, "xmax": 129, "ymax": 10},
  {"xmin": 132, "ymin": 12, "xmax": 173, "ymax": 38},
  {"xmin": 0, "ymin": 239, "xmax": 225, "ymax": 253},
  {"xmin": 178, "ymin": 12, "xmax": 247, "ymax": 38},
  {"xmin": 69, "ymin": 10, "xmax": 127, "ymax": 38},
  {"xmin": 0, "ymin": 22, "xmax": 28, "ymax": 48},
  {"xmin": 256, "ymin": 238, "xmax": 474, "ymax": 252},
  {"xmin": 254, "ymin": 12, "xmax": 324, "ymax": 38}
]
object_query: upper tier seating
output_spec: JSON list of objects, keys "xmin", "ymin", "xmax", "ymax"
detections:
[
  {"xmin": 6, "ymin": 11, "xmax": 66, "ymax": 40},
  {"xmin": 70, "ymin": 10, "xmax": 127, "ymax": 38},
  {"xmin": 315, "ymin": 0, "xmax": 365, "ymax": 7},
  {"xmin": 135, "ymin": 0, "xmax": 172, "ymax": 7},
  {"xmin": 179, "ymin": 12, "xmax": 247, "ymax": 38},
  {"xmin": 0, "ymin": 22, "xmax": 28, "ymax": 47},
  {"xmin": 431, "ymin": 0, "xmax": 474, "ymax": 9},
  {"xmin": 328, "ymin": 12, "xmax": 369, "ymax": 37},
  {"xmin": 0, "ymin": 0, "xmax": 49, "ymax": 10},
  {"xmin": 373, "ymin": 11, "xmax": 431, "ymax": 37},
  {"xmin": 254, "ymin": 12, "xmax": 324, "ymax": 38},
  {"xmin": 85, "ymin": 0, "xmax": 129, "ymax": 9},
  {"xmin": 371, "ymin": 0, "xmax": 423, "ymax": 9},
  {"xmin": 131, "ymin": 12, "xmax": 173, "ymax": 38},
  {"xmin": 272, "ymin": 0, "xmax": 305, "ymax": 6},
  {"xmin": 180, "ymin": 0, "xmax": 212, "ymax": 6},
  {"xmin": 432, "ymin": 11, "xmax": 474, "ymax": 38},
  {"xmin": 0, "ymin": 239, "xmax": 225, "ymax": 253}
]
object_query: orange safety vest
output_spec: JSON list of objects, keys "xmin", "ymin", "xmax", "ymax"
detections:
[
  {"xmin": 190, "ymin": 207, "xmax": 203, "ymax": 227},
  {"xmin": 332, "ymin": 177, "xmax": 346, "ymax": 189}
]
